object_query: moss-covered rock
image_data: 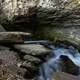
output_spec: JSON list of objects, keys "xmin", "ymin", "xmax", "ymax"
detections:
[{"xmin": 35, "ymin": 26, "xmax": 80, "ymax": 50}]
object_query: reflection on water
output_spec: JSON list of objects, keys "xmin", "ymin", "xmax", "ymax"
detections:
[{"xmin": 37, "ymin": 43, "xmax": 80, "ymax": 80}]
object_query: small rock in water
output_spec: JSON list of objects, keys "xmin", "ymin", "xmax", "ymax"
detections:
[{"xmin": 60, "ymin": 55, "xmax": 80, "ymax": 75}]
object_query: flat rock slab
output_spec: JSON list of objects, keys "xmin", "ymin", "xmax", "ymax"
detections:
[
  {"xmin": 0, "ymin": 32, "xmax": 31, "ymax": 43},
  {"xmin": 52, "ymin": 72, "xmax": 79, "ymax": 80},
  {"xmin": 14, "ymin": 44, "xmax": 51, "ymax": 56}
]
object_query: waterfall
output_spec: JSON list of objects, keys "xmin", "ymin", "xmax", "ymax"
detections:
[{"xmin": 36, "ymin": 42, "xmax": 80, "ymax": 80}]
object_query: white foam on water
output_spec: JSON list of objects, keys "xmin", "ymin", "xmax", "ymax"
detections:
[{"xmin": 37, "ymin": 44, "xmax": 80, "ymax": 80}]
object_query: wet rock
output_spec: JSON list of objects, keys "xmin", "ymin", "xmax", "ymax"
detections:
[
  {"xmin": 18, "ymin": 55, "xmax": 42, "ymax": 74},
  {"xmin": 52, "ymin": 72, "xmax": 79, "ymax": 80},
  {"xmin": 14, "ymin": 44, "xmax": 51, "ymax": 79},
  {"xmin": 60, "ymin": 55, "xmax": 80, "ymax": 75},
  {"xmin": 14, "ymin": 44, "xmax": 51, "ymax": 56},
  {"xmin": 20, "ymin": 61, "xmax": 37, "ymax": 70},
  {"xmin": 19, "ymin": 60, "xmax": 39, "ymax": 79},
  {"xmin": 0, "ymin": 32, "xmax": 31, "ymax": 43},
  {"xmin": 36, "ymin": 27, "xmax": 80, "ymax": 49},
  {"xmin": 23, "ymin": 55, "xmax": 42, "ymax": 64}
]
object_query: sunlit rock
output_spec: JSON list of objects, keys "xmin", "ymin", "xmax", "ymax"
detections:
[
  {"xmin": 0, "ymin": 32, "xmax": 31, "ymax": 43},
  {"xmin": 0, "ymin": 0, "xmax": 79, "ymax": 22}
]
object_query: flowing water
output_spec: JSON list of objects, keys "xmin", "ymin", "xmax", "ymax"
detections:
[{"xmin": 35, "ymin": 42, "xmax": 80, "ymax": 80}]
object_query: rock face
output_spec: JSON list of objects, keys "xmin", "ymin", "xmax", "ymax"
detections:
[
  {"xmin": 0, "ymin": 0, "xmax": 80, "ymax": 31},
  {"xmin": 0, "ymin": 0, "xmax": 79, "ymax": 20},
  {"xmin": 0, "ymin": 0, "xmax": 80, "ymax": 48},
  {"xmin": 0, "ymin": 0, "xmax": 38, "ymax": 21},
  {"xmin": 36, "ymin": 26, "xmax": 80, "ymax": 49}
]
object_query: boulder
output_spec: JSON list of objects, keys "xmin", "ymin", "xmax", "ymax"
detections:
[
  {"xmin": 60, "ymin": 55, "xmax": 80, "ymax": 75},
  {"xmin": 14, "ymin": 44, "xmax": 51, "ymax": 56}
]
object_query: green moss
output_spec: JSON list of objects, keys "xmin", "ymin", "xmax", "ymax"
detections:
[
  {"xmin": 35, "ymin": 27, "xmax": 64, "ymax": 41},
  {"xmin": 35, "ymin": 26, "xmax": 80, "ymax": 51}
]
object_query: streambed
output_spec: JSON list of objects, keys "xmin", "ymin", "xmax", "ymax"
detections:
[
  {"xmin": 0, "ymin": 40, "xmax": 80, "ymax": 80},
  {"xmin": 36, "ymin": 42, "xmax": 80, "ymax": 80}
]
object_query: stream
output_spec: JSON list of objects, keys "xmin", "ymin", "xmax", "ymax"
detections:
[{"xmin": 34, "ymin": 42, "xmax": 80, "ymax": 80}]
